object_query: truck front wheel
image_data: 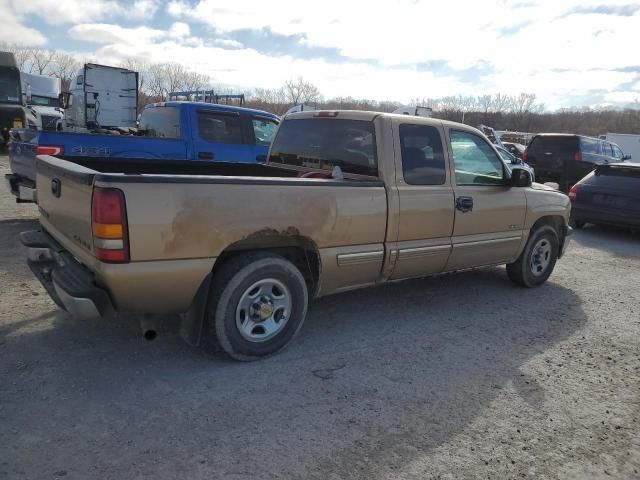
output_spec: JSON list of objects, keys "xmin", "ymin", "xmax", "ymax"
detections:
[
  {"xmin": 506, "ymin": 225, "xmax": 560, "ymax": 287},
  {"xmin": 206, "ymin": 252, "xmax": 309, "ymax": 361}
]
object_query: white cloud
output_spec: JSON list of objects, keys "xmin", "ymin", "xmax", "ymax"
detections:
[
  {"xmin": 7, "ymin": 0, "xmax": 160, "ymax": 26},
  {"xmin": 0, "ymin": 0, "xmax": 47, "ymax": 46},
  {"xmin": 604, "ymin": 91, "xmax": 640, "ymax": 104},
  {"xmin": 168, "ymin": 22, "xmax": 190, "ymax": 38},
  {"xmin": 68, "ymin": 24, "xmax": 167, "ymax": 46},
  {"xmin": 6, "ymin": 0, "xmax": 639, "ymax": 108}
]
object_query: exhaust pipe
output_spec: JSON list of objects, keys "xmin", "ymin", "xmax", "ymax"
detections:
[{"xmin": 140, "ymin": 316, "xmax": 158, "ymax": 341}]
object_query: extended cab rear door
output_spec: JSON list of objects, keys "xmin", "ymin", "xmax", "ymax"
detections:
[
  {"xmin": 387, "ymin": 119, "xmax": 455, "ymax": 280},
  {"xmin": 189, "ymin": 108, "xmax": 256, "ymax": 162},
  {"xmin": 444, "ymin": 127, "xmax": 526, "ymax": 271}
]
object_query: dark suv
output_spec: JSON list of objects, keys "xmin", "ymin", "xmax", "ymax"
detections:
[{"xmin": 524, "ymin": 134, "xmax": 630, "ymax": 191}]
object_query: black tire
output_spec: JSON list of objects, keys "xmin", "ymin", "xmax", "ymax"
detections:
[
  {"xmin": 507, "ymin": 225, "xmax": 560, "ymax": 287},
  {"xmin": 569, "ymin": 218, "xmax": 585, "ymax": 229},
  {"xmin": 206, "ymin": 252, "xmax": 308, "ymax": 361}
]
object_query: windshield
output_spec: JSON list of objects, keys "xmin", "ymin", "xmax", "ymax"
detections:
[
  {"xmin": 0, "ymin": 67, "xmax": 21, "ymax": 104},
  {"xmin": 29, "ymin": 95, "xmax": 60, "ymax": 107}
]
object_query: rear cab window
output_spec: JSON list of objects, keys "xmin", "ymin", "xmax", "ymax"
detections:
[
  {"xmin": 268, "ymin": 118, "xmax": 378, "ymax": 177},
  {"xmin": 139, "ymin": 106, "xmax": 181, "ymax": 139}
]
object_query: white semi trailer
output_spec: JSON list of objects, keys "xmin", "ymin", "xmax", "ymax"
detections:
[{"xmin": 62, "ymin": 63, "xmax": 138, "ymax": 131}]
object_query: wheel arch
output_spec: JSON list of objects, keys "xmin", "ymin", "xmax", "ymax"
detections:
[
  {"xmin": 529, "ymin": 214, "xmax": 569, "ymax": 257},
  {"xmin": 179, "ymin": 234, "xmax": 321, "ymax": 348}
]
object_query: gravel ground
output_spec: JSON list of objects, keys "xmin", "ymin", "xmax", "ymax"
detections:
[{"xmin": 1, "ymin": 155, "xmax": 639, "ymax": 480}]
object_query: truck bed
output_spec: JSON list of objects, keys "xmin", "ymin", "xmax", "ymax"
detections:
[{"xmin": 35, "ymin": 154, "xmax": 387, "ymax": 313}]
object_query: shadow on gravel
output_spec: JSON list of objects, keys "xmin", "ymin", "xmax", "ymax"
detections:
[
  {"xmin": 2, "ymin": 263, "xmax": 586, "ymax": 479},
  {"xmin": 572, "ymin": 223, "xmax": 639, "ymax": 258}
]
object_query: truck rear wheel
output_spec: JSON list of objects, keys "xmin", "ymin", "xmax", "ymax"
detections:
[
  {"xmin": 506, "ymin": 225, "xmax": 559, "ymax": 287},
  {"xmin": 206, "ymin": 252, "xmax": 309, "ymax": 361}
]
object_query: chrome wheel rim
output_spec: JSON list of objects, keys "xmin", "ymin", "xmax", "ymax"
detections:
[
  {"xmin": 530, "ymin": 238, "xmax": 552, "ymax": 277},
  {"xmin": 235, "ymin": 278, "xmax": 292, "ymax": 343}
]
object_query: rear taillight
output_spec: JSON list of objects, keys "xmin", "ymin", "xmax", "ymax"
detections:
[
  {"xmin": 568, "ymin": 184, "xmax": 579, "ymax": 202},
  {"xmin": 522, "ymin": 147, "xmax": 528, "ymax": 162},
  {"xmin": 574, "ymin": 151, "xmax": 582, "ymax": 162},
  {"xmin": 91, "ymin": 187, "xmax": 129, "ymax": 263},
  {"xmin": 36, "ymin": 145, "xmax": 64, "ymax": 156}
]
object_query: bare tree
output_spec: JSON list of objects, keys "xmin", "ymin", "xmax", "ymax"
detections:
[
  {"xmin": 283, "ymin": 77, "xmax": 321, "ymax": 105},
  {"xmin": 49, "ymin": 52, "xmax": 81, "ymax": 91},
  {"xmin": 29, "ymin": 48, "xmax": 56, "ymax": 75},
  {"xmin": 182, "ymin": 71, "xmax": 211, "ymax": 94},
  {"xmin": 0, "ymin": 42, "xmax": 33, "ymax": 70}
]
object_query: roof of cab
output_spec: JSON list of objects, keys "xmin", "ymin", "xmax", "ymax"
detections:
[
  {"xmin": 285, "ymin": 109, "xmax": 484, "ymax": 135},
  {"xmin": 143, "ymin": 101, "xmax": 280, "ymax": 120}
]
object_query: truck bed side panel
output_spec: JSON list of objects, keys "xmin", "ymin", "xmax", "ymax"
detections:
[{"xmin": 97, "ymin": 177, "xmax": 388, "ymax": 296}]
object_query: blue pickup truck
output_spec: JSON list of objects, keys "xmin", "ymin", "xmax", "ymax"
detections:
[{"xmin": 5, "ymin": 101, "xmax": 280, "ymax": 201}]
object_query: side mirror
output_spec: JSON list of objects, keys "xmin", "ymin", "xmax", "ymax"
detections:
[
  {"xmin": 510, "ymin": 167, "xmax": 532, "ymax": 187},
  {"xmin": 26, "ymin": 84, "xmax": 32, "ymax": 103},
  {"xmin": 622, "ymin": 154, "xmax": 632, "ymax": 160},
  {"xmin": 510, "ymin": 157, "xmax": 521, "ymax": 165}
]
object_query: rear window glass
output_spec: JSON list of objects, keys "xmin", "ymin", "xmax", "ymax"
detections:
[
  {"xmin": 528, "ymin": 136, "xmax": 578, "ymax": 156},
  {"xmin": 585, "ymin": 166, "xmax": 640, "ymax": 189},
  {"xmin": 399, "ymin": 124, "xmax": 446, "ymax": 185},
  {"xmin": 139, "ymin": 107, "xmax": 181, "ymax": 139},
  {"xmin": 197, "ymin": 111, "xmax": 243, "ymax": 144},
  {"xmin": 269, "ymin": 118, "xmax": 378, "ymax": 177}
]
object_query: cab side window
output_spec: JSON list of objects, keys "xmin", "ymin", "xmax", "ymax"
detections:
[
  {"xmin": 197, "ymin": 111, "xmax": 243, "ymax": 144},
  {"xmin": 449, "ymin": 130, "xmax": 505, "ymax": 186},
  {"xmin": 399, "ymin": 124, "xmax": 446, "ymax": 185},
  {"xmin": 252, "ymin": 118, "xmax": 279, "ymax": 147},
  {"xmin": 612, "ymin": 145, "xmax": 624, "ymax": 160}
]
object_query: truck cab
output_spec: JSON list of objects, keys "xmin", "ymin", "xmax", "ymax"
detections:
[
  {"xmin": 21, "ymin": 72, "xmax": 64, "ymax": 131},
  {"xmin": 0, "ymin": 51, "xmax": 37, "ymax": 146}
]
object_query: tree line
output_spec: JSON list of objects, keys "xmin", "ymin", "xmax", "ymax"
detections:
[{"xmin": 2, "ymin": 43, "xmax": 639, "ymax": 136}]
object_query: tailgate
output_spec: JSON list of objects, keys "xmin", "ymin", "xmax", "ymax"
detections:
[{"xmin": 36, "ymin": 155, "xmax": 96, "ymax": 258}]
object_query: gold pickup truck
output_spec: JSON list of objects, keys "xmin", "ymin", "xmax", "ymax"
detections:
[{"xmin": 22, "ymin": 110, "xmax": 571, "ymax": 360}]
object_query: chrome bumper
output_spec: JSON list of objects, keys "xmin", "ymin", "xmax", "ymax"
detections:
[
  {"xmin": 20, "ymin": 229, "xmax": 114, "ymax": 320},
  {"xmin": 5, "ymin": 174, "xmax": 37, "ymax": 202}
]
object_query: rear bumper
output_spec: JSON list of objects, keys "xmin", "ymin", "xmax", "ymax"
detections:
[
  {"xmin": 5, "ymin": 173, "xmax": 37, "ymax": 203},
  {"xmin": 20, "ymin": 229, "xmax": 114, "ymax": 320},
  {"xmin": 571, "ymin": 206, "xmax": 640, "ymax": 228}
]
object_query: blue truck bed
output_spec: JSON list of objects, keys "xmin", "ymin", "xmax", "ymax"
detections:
[{"xmin": 5, "ymin": 102, "xmax": 280, "ymax": 202}]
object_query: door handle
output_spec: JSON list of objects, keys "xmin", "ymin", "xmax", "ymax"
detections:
[
  {"xmin": 198, "ymin": 151, "xmax": 214, "ymax": 160},
  {"xmin": 455, "ymin": 196, "xmax": 473, "ymax": 213}
]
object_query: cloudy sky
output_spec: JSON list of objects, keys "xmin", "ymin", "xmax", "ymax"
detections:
[{"xmin": 2, "ymin": 0, "xmax": 639, "ymax": 109}]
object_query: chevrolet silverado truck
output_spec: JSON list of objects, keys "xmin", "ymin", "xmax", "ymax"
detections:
[
  {"xmin": 6, "ymin": 101, "xmax": 279, "ymax": 202},
  {"xmin": 21, "ymin": 110, "xmax": 572, "ymax": 361}
]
